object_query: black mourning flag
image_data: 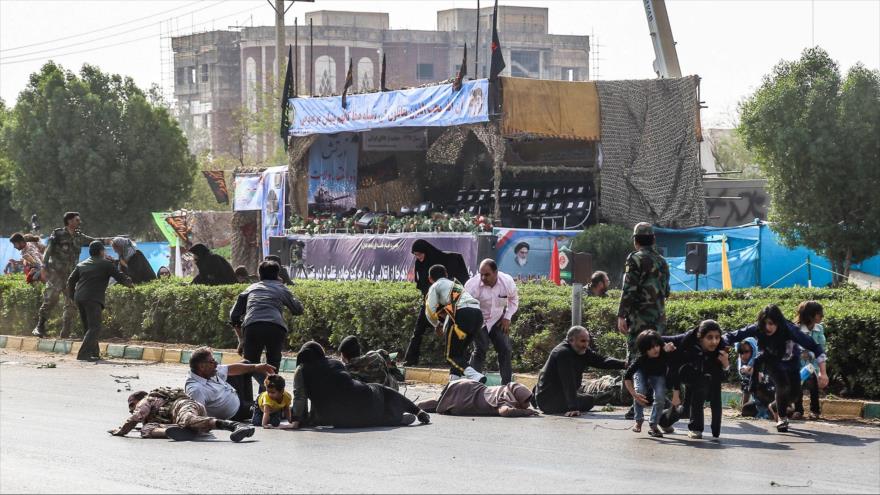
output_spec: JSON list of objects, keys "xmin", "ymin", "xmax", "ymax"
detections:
[{"xmin": 489, "ymin": 0, "xmax": 506, "ymax": 81}]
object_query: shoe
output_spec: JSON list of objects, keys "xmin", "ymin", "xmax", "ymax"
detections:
[
  {"xmin": 32, "ymin": 316, "xmax": 47, "ymax": 337},
  {"xmin": 808, "ymin": 412, "xmax": 821, "ymax": 420},
  {"xmin": 648, "ymin": 425, "xmax": 663, "ymax": 438},
  {"xmin": 77, "ymin": 355, "xmax": 101, "ymax": 362},
  {"xmin": 32, "ymin": 327, "xmax": 45, "ymax": 337},
  {"xmin": 624, "ymin": 407, "xmax": 635, "ymax": 421},
  {"xmin": 463, "ymin": 366, "xmax": 487, "ymax": 384},
  {"xmin": 165, "ymin": 426, "xmax": 198, "ymax": 441},
  {"xmin": 401, "ymin": 413, "xmax": 416, "ymax": 426},
  {"xmin": 776, "ymin": 418, "xmax": 789, "ymax": 433},
  {"xmin": 229, "ymin": 424, "xmax": 255, "ymax": 442},
  {"xmin": 687, "ymin": 430, "xmax": 703, "ymax": 439},
  {"xmin": 661, "ymin": 425, "xmax": 675, "ymax": 434},
  {"xmin": 417, "ymin": 411, "xmax": 431, "ymax": 424}
]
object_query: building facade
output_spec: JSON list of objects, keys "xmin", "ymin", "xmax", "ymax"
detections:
[{"xmin": 172, "ymin": 6, "xmax": 590, "ymax": 160}]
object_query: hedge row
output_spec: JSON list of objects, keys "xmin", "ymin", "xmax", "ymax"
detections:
[{"xmin": 1, "ymin": 275, "xmax": 878, "ymax": 398}]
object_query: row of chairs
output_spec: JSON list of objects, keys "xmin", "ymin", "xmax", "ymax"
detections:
[{"xmin": 453, "ymin": 185, "xmax": 593, "ymax": 206}]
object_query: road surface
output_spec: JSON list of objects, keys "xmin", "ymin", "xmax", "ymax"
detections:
[{"xmin": 1, "ymin": 350, "xmax": 878, "ymax": 493}]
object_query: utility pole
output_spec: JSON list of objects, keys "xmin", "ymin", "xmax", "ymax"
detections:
[{"xmin": 274, "ymin": 0, "xmax": 285, "ymax": 91}]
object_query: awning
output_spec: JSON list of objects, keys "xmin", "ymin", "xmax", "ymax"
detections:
[{"xmin": 500, "ymin": 77, "xmax": 601, "ymax": 141}]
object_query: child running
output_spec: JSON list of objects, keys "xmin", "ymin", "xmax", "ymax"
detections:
[
  {"xmin": 624, "ymin": 330, "xmax": 677, "ymax": 438},
  {"xmin": 253, "ymin": 375, "xmax": 294, "ymax": 428},
  {"xmin": 793, "ymin": 301, "xmax": 827, "ymax": 420}
]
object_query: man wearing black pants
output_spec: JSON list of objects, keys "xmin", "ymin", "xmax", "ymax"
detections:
[
  {"xmin": 67, "ymin": 241, "xmax": 133, "ymax": 361},
  {"xmin": 424, "ymin": 264, "xmax": 486, "ymax": 383},
  {"xmin": 230, "ymin": 260, "xmax": 304, "ymax": 391}
]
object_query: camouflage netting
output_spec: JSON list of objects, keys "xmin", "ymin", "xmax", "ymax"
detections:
[
  {"xmin": 596, "ymin": 77, "xmax": 707, "ymax": 228},
  {"xmin": 287, "ymin": 135, "xmax": 318, "ymax": 217}
]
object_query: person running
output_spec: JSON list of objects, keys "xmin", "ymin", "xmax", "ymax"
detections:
[
  {"xmin": 792, "ymin": 301, "xmax": 827, "ymax": 420},
  {"xmin": 624, "ymin": 330, "xmax": 677, "ymax": 438},
  {"xmin": 110, "ymin": 237, "xmax": 156, "ymax": 284},
  {"xmin": 724, "ymin": 305, "xmax": 827, "ymax": 432},
  {"xmin": 9, "ymin": 232, "xmax": 45, "ymax": 284}
]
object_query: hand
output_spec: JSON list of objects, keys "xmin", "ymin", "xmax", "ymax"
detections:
[
  {"xmin": 563, "ymin": 410, "xmax": 581, "ymax": 417},
  {"xmin": 434, "ymin": 325, "xmax": 444, "ymax": 338},
  {"xmin": 632, "ymin": 392, "xmax": 650, "ymax": 406},
  {"xmin": 718, "ymin": 352, "xmax": 730, "ymax": 369},
  {"xmin": 108, "ymin": 428, "xmax": 123, "ymax": 436},
  {"xmin": 671, "ymin": 393, "xmax": 681, "ymax": 407},
  {"xmin": 617, "ymin": 317, "xmax": 628, "ymax": 335},
  {"xmin": 741, "ymin": 365, "xmax": 752, "ymax": 375},
  {"xmin": 501, "ymin": 318, "xmax": 511, "ymax": 334},
  {"xmin": 818, "ymin": 374, "xmax": 829, "ymax": 389},
  {"xmin": 664, "ymin": 342, "xmax": 676, "ymax": 353},
  {"xmin": 255, "ymin": 363, "xmax": 277, "ymax": 375}
]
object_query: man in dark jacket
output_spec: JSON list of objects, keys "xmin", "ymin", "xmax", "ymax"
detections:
[
  {"xmin": 534, "ymin": 326, "xmax": 626, "ymax": 416},
  {"xmin": 67, "ymin": 241, "xmax": 133, "ymax": 361},
  {"xmin": 189, "ymin": 243, "xmax": 236, "ymax": 286},
  {"xmin": 404, "ymin": 239, "xmax": 470, "ymax": 366}
]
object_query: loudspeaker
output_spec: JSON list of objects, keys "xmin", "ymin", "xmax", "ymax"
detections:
[
  {"xmin": 571, "ymin": 252, "xmax": 593, "ymax": 285},
  {"xmin": 268, "ymin": 236, "xmax": 291, "ymax": 265},
  {"xmin": 685, "ymin": 242, "xmax": 708, "ymax": 275},
  {"xmin": 476, "ymin": 233, "xmax": 497, "ymax": 265}
]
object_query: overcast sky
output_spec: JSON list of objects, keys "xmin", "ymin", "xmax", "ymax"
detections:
[{"xmin": 1, "ymin": 0, "xmax": 878, "ymax": 126}]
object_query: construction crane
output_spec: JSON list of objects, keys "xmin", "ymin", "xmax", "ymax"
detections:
[{"xmin": 643, "ymin": 0, "xmax": 682, "ymax": 78}]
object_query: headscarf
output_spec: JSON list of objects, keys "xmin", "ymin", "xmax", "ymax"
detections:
[
  {"xmin": 484, "ymin": 382, "xmax": 533, "ymax": 409},
  {"xmin": 112, "ymin": 237, "xmax": 137, "ymax": 262},
  {"xmin": 411, "ymin": 239, "xmax": 443, "ymax": 259},
  {"xmin": 296, "ymin": 341, "xmax": 326, "ymax": 367}
]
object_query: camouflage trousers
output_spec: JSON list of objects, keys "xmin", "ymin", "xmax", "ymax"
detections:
[
  {"xmin": 140, "ymin": 399, "xmax": 215, "ymax": 438},
  {"xmin": 38, "ymin": 270, "xmax": 76, "ymax": 335}
]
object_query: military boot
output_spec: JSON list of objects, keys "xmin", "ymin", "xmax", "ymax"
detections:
[{"xmin": 31, "ymin": 316, "xmax": 47, "ymax": 337}]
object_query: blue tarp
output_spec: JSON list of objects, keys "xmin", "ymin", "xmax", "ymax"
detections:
[{"xmin": 2, "ymin": 239, "xmax": 171, "ymax": 275}]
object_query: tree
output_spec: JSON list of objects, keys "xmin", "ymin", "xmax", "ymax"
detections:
[
  {"xmin": 569, "ymin": 223, "xmax": 633, "ymax": 287},
  {"xmin": 706, "ymin": 128, "xmax": 763, "ymax": 179},
  {"xmin": 3, "ymin": 62, "xmax": 198, "ymax": 237},
  {"xmin": 739, "ymin": 48, "xmax": 880, "ymax": 284},
  {"xmin": 0, "ymin": 99, "xmax": 26, "ymax": 235}
]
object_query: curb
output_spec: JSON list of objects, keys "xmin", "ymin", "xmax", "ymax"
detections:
[{"xmin": 1, "ymin": 334, "xmax": 877, "ymax": 420}]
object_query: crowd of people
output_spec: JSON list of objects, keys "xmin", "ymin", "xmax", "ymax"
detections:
[{"xmin": 9, "ymin": 213, "xmax": 831, "ymax": 442}]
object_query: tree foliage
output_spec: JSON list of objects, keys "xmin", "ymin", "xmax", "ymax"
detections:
[
  {"xmin": 0, "ymin": 99, "xmax": 26, "ymax": 234},
  {"xmin": 707, "ymin": 128, "xmax": 762, "ymax": 179},
  {"xmin": 3, "ymin": 62, "xmax": 198, "ymax": 236},
  {"xmin": 738, "ymin": 48, "xmax": 880, "ymax": 283},
  {"xmin": 570, "ymin": 223, "xmax": 633, "ymax": 287}
]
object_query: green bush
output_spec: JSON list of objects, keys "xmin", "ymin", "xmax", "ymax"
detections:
[
  {"xmin": 569, "ymin": 223, "xmax": 633, "ymax": 287},
  {"xmin": 1, "ymin": 275, "xmax": 878, "ymax": 398}
]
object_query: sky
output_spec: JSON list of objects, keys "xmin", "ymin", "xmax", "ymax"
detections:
[{"xmin": 1, "ymin": 0, "xmax": 878, "ymax": 127}]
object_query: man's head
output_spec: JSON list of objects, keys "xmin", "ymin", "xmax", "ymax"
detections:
[
  {"xmin": 88, "ymin": 240, "xmax": 104, "ymax": 257},
  {"xmin": 9, "ymin": 233, "xmax": 25, "ymax": 249},
  {"xmin": 478, "ymin": 258, "xmax": 498, "ymax": 287},
  {"xmin": 428, "ymin": 264, "xmax": 447, "ymax": 284},
  {"xmin": 566, "ymin": 326, "xmax": 590, "ymax": 355},
  {"xmin": 189, "ymin": 347, "xmax": 218, "ymax": 378},
  {"xmin": 514, "ymin": 242, "xmax": 530, "ymax": 264},
  {"xmin": 632, "ymin": 222, "xmax": 655, "ymax": 249},
  {"xmin": 589, "ymin": 271, "xmax": 609, "ymax": 295},
  {"xmin": 127, "ymin": 390, "xmax": 148, "ymax": 413},
  {"xmin": 265, "ymin": 255, "xmax": 281, "ymax": 263},
  {"xmin": 258, "ymin": 260, "xmax": 280, "ymax": 281},
  {"xmin": 234, "ymin": 265, "xmax": 250, "ymax": 282},
  {"xmin": 339, "ymin": 335, "xmax": 362, "ymax": 362},
  {"xmin": 63, "ymin": 211, "xmax": 81, "ymax": 229}
]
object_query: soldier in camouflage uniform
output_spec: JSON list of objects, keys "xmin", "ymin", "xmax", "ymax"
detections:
[
  {"xmin": 108, "ymin": 387, "xmax": 255, "ymax": 442},
  {"xmin": 339, "ymin": 335, "xmax": 404, "ymax": 391},
  {"xmin": 616, "ymin": 222, "xmax": 671, "ymax": 420},
  {"xmin": 33, "ymin": 212, "xmax": 105, "ymax": 338}
]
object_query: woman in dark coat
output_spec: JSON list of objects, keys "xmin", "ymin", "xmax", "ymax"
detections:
[
  {"xmin": 291, "ymin": 342, "xmax": 430, "ymax": 428},
  {"xmin": 111, "ymin": 237, "xmax": 156, "ymax": 284},
  {"xmin": 189, "ymin": 243, "xmax": 236, "ymax": 285},
  {"xmin": 403, "ymin": 239, "xmax": 471, "ymax": 366}
]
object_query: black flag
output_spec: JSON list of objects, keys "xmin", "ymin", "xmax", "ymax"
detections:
[
  {"xmin": 453, "ymin": 44, "xmax": 467, "ymax": 91},
  {"xmin": 341, "ymin": 57, "xmax": 353, "ymax": 108},
  {"xmin": 380, "ymin": 53, "xmax": 388, "ymax": 91},
  {"xmin": 202, "ymin": 171, "xmax": 229, "ymax": 204},
  {"xmin": 489, "ymin": 0, "xmax": 506, "ymax": 81},
  {"xmin": 279, "ymin": 45, "xmax": 294, "ymax": 144}
]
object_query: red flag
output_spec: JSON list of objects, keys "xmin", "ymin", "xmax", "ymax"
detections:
[{"xmin": 550, "ymin": 239, "xmax": 561, "ymax": 285}]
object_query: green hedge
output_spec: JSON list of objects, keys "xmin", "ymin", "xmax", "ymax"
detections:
[{"xmin": 1, "ymin": 275, "xmax": 878, "ymax": 398}]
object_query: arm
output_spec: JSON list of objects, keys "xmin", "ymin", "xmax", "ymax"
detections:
[
  {"xmin": 261, "ymin": 404, "xmax": 273, "ymax": 428},
  {"xmin": 291, "ymin": 367, "xmax": 307, "ymax": 427},
  {"xmin": 502, "ymin": 275, "xmax": 519, "ymax": 332},
  {"xmin": 229, "ymin": 292, "xmax": 248, "ymax": 327},
  {"xmin": 283, "ymin": 290, "xmax": 304, "ymax": 316},
  {"xmin": 109, "ymin": 401, "xmax": 152, "ymax": 436},
  {"xmin": 66, "ymin": 267, "xmax": 80, "ymax": 297},
  {"xmin": 109, "ymin": 263, "xmax": 133, "ymax": 288},
  {"xmin": 42, "ymin": 236, "xmax": 56, "ymax": 267},
  {"xmin": 722, "ymin": 324, "xmax": 758, "ymax": 346},
  {"xmin": 786, "ymin": 322, "xmax": 828, "ymax": 386},
  {"xmin": 585, "ymin": 350, "xmax": 626, "ymax": 370},
  {"xmin": 227, "ymin": 362, "xmax": 276, "ymax": 377},
  {"xmin": 554, "ymin": 351, "xmax": 581, "ymax": 414},
  {"xmin": 498, "ymin": 405, "xmax": 539, "ymax": 417},
  {"xmin": 616, "ymin": 255, "xmax": 640, "ymax": 334},
  {"xmin": 424, "ymin": 285, "xmax": 442, "ymax": 327}
]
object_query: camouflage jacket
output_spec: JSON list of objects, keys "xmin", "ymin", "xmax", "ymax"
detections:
[
  {"xmin": 616, "ymin": 247, "xmax": 670, "ymax": 333},
  {"xmin": 43, "ymin": 228, "xmax": 97, "ymax": 274},
  {"xmin": 346, "ymin": 350, "xmax": 400, "ymax": 390}
]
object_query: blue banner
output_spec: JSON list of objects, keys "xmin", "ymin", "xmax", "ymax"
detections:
[
  {"xmin": 290, "ymin": 79, "xmax": 489, "ymax": 136},
  {"xmin": 308, "ymin": 134, "xmax": 358, "ymax": 214},
  {"xmin": 261, "ymin": 166, "xmax": 287, "ymax": 257}
]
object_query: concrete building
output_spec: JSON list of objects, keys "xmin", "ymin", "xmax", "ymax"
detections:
[{"xmin": 172, "ymin": 6, "xmax": 590, "ymax": 159}]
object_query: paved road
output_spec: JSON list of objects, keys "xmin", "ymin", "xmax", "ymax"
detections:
[{"xmin": 1, "ymin": 350, "xmax": 879, "ymax": 494}]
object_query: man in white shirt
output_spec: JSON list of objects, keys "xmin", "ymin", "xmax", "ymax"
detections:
[
  {"xmin": 185, "ymin": 347, "xmax": 277, "ymax": 421},
  {"xmin": 424, "ymin": 264, "xmax": 486, "ymax": 383},
  {"xmin": 465, "ymin": 259, "xmax": 519, "ymax": 384}
]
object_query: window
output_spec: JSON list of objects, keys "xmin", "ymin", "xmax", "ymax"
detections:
[
  {"xmin": 510, "ymin": 50, "xmax": 539, "ymax": 78},
  {"xmin": 357, "ymin": 57, "xmax": 374, "ymax": 91},
  {"xmin": 175, "ymin": 68, "xmax": 186, "ymax": 86},
  {"xmin": 200, "ymin": 64, "xmax": 209, "ymax": 83},
  {"xmin": 417, "ymin": 63, "xmax": 434, "ymax": 80}
]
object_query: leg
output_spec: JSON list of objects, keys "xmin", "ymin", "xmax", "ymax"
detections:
[
  {"xmin": 683, "ymin": 367, "xmax": 705, "ymax": 434},
  {"xmin": 404, "ymin": 306, "xmax": 429, "ymax": 366},
  {"xmin": 34, "ymin": 276, "xmax": 62, "ymax": 336},
  {"xmin": 224, "ymin": 359, "xmax": 255, "ymax": 420},
  {"xmin": 76, "ymin": 302, "xmax": 103, "ymax": 360},
  {"xmin": 488, "ymin": 323, "xmax": 514, "ymax": 385},
  {"xmin": 252, "ymin": 406, "xmax": 264, "ymax": 426},
  {"xmin": 806, "ymin": 374, "xmax": 821, "ymax": 416},
  {"xmin": 709, "ymin": 373, "xmax": 722, "ymax": 438},
  {"xmin": 574, "ymin": 393, "xmax": 595, "ymax": 412},
  {"xmin": 649, "ymin": 375, "xmax": 666, "ymax": 428},
  {"xmin": 242, "ymin": 325, "xmax": 267, "ymax": 392},
  {"xmin": 632, "ymin": 371, "xmax": 647, "ymax": 424},
  {"xmin": 468, "ymin": 325, "xmax": 490, "ymax": 374},
  {"xmin": 59, "ymin": 288, "xmax": 77, "ymax": 338}
]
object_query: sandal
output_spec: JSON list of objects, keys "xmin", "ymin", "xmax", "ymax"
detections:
[{"xmin": 631, "ymin": 420, "xmax": 643, "ymax": 433}]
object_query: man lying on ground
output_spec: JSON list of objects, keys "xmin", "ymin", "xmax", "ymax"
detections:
[{"xmin": 418, "ymin": 379, "xmax": 538, "ymax": 417}]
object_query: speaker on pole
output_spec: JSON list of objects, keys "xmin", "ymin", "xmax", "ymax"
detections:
[{"xmin": 685, "ymin": 242, "xmax": 708, "ymax": 275}]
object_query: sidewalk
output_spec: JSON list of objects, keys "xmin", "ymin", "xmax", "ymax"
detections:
[{"xmin": 2, "ymin": 334, "xmax": 877, "ymax": 420}]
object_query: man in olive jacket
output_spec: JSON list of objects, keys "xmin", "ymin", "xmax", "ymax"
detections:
[{"xmin": 67, "ymin": 241, "xmax": 133, "ymax": 361}]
